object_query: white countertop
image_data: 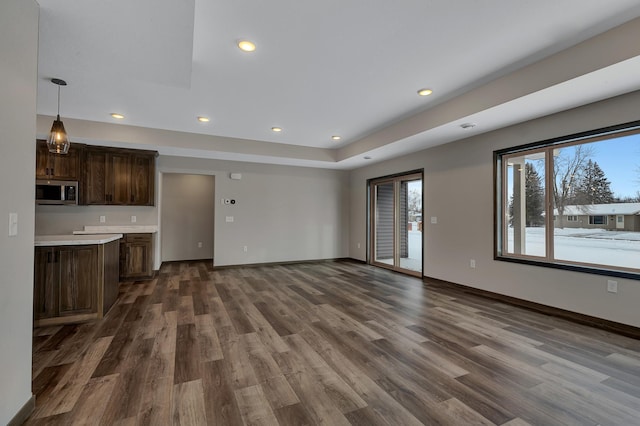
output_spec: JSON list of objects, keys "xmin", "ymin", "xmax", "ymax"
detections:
[
  {"xmin": 73, "ymin": 225, "xmax": 158, "ymax": 235},
  {"xmin": 35, "ymin": 234, "xmax": 123, "ymax": 246}
]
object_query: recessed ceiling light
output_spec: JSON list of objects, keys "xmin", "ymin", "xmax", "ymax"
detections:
[
  {"xmin": 364, "ymin": 156, "xmax": 372, "ymax": 160},
  {"xmin": 271, "ymin": 127, "xmax": 282, "ymax": 132},
  {"xmin": 417, "ymin": 88, "xmax": 433, "ymax": 96},
  {"xmin": 238, "ymin": 40, "xmax": 256, "ymax": 52},
  {"xmin": 460, "ymin": 122, "xmax": 477, "ymax": 129},
  {"xmin": 110, "ymin": 113, "xmax": 125, "ymax": 119},
  {"xmin": 331, "ymin": 135, "xmax": 341, "ymax": 141},
  {"xmin": 197, "ymin": 116, "xmax": 210, "ymax": 123}
]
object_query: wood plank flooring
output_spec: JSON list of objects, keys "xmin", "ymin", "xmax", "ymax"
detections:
[{"xmin": 26, "ymin": 260, "xmax": 640, "ymax": 425}]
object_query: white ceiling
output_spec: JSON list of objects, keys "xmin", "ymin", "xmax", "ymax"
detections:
[{"xmin": 36, "ymin": 0, "xmax": 640, "ymax": 169}]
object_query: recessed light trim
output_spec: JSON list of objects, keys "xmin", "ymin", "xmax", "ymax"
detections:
[
  {"xmin": 197, "ymin": 116, "xmax": 210, "ymax": 123},
  {"xmin": 238, "ymin": 40, "xmax": 256, "ymax": 52},
  {"xmin": 331, "ymin": 135, "xmax": 341, "ymax": 141},
  {"xmin": 417, "ymin": 88, "xmax": 433, "ymax": 96},
  {"xmin": 271, "ymin": 127, "xmax": 282, "ymax": 132},
  {"xmin": 110, "ymin": 113, "xmax": 125, "ymax": 119}
]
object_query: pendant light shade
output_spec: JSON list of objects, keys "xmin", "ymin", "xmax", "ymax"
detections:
[{"xmin": 47, "ymin": 78, "xmax": 71, "ymax": 154}]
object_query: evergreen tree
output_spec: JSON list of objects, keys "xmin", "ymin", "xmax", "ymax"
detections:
[
  {"xmin": 508, "ymin": 163, "xmax": 545, "ymax": 227},
  {"xmin": 573, "ymin": 160, "xmax": 614, "ymax": 204}
]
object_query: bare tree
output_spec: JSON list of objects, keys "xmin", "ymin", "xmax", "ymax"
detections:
[{"xmin": 553, "ymin": 145, "xmax": 593, "ymax": 228}]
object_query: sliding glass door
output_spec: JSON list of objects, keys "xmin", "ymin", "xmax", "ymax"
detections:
[{"xmin": 370, "ymin": 172, "xmax": 423, "ymax": 276}]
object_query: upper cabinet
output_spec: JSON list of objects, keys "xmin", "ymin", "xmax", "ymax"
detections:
[
  {"xmin": 35, "ymin": 141, "xmax": 157, "ymax": 206},
  {"xmin": 35, "ymin": 139, "xmax": 82, "ymax": 181},
  {"xmin": 83, "ymin": 146, "xmax": 156, "ymax": 206}
]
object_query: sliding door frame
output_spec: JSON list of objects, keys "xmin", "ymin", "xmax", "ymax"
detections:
[{"xmin": 368, "ymin": 169, "xmax": 424, "ymax": 277}]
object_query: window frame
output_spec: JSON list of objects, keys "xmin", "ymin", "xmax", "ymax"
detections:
[
  {"xmin": 588, "ymin": 215, "xmax": 607, "ymax": 225},
  {"xmin": 494, "ymin": 120, "xmax": 640, "ymax": 280}
]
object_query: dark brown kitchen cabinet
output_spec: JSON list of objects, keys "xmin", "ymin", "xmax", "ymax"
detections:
[
  {"xmin": 120, "ymin": 233, "xmax": 153, "ymax": 279},
  {"xmin": 130, "ymin": 154, "xmax": 155, "ymax": 205},
  {"xmin": 35, "ymin": 139, "xmax": 82, "ymax": 181},
  {"xmin": 33, "ymin": 247, "xmax": 57, "ymax": 320},
  {"xmin": 58, "ymin": 245, "xmax": 98, "ymax": 316},
  {"xmin": 33, "ymin": 240, "xmax": 120, "ymax": 327},
  {"xmin": 33, "ymin": 245, "xmax": 97, "ymax": 321},
  {"xmin": 83, "ymin": 147, "xmax": 156, "ymax": 206}
]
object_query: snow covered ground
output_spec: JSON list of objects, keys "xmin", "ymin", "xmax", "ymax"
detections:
[{"xmin": 507, "ymin": 227, "xmax": 640, "ymax": 269}]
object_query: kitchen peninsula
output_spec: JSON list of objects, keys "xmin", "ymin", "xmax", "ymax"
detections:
[{"xmin": 33, "ymin": 234, "xmax": 121, "ymax": 327}]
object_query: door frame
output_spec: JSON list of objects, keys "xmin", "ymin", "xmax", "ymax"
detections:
[{"xmin": 367, "ymin": 169, "xmax": 424, "ymax": 277}]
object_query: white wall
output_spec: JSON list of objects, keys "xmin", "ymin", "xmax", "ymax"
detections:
[
  {"xmin": 0, "ymin": 0, "xmax": 38, "ymax": 423},
  {"xmin": 161, "ymin": 174, "xmax": 215, "ymax": 262},
  {"xmin": 350, "ymin": 90, "xmax": 640, "ymax": 328},
  {"xmin": 159, "ymin": 156, "xmax": 350, "ymax": 266}
]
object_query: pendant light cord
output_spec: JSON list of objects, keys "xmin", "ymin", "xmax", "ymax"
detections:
[{"xmin": 57, "ymin": 84, "xmax": 61, "ymax": 117}]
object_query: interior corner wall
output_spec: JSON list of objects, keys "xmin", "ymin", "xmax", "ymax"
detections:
[
  {"xmin": 349, "ymin": 90, "xmax": 640, "ymax": 328},
  {"xmin": 0, "ymin": 0, "xmax": 39, "ymax": 423},
  {"xmin": 158, "ymin": 156, "xmax": 350, "ymax": 266}
]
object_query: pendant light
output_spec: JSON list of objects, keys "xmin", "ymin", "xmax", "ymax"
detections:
[{"xmin": 47, "ymin": 78, "xmax": 71, "ymax": 154}]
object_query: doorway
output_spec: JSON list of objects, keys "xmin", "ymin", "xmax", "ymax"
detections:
[
  {"xmin": 161, "ymin": 173, "xmax": 215, "ymax": 262},
  {"xmin": 369, "ymin": 171, "xmax": 423, "ymax": 276}
]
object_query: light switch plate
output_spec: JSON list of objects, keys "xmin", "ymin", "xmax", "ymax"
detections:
[
  {"xmin": 226, "ymin": 216, "xmax": 234, "ymax": 222},
  {"xmin": 8, "ymin": 213, "xmax": 18, "ymax": 236},
  {"xmin": 431, "ymin": 216, "xmax": 437, "ymax": 224}
]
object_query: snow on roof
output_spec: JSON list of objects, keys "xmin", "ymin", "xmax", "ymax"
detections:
[{"xmin": 556, "ymin": 203, "xmax": 640, "ymax": 216}]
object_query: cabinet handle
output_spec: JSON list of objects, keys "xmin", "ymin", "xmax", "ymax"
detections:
[
  {"xmin": 47, "ymin": 251, "xmax": 52, "ymax": 263},
  {"xmin": 45, "ymin": 167, "xmax": 49, "ymax": 176},
  {"xmin": 51, "ymin": 168, "xmax": 55, "ymax": 176},
  {"xmin": 131, "ymin": 194, "xmax": 134, "ymax": 202}
]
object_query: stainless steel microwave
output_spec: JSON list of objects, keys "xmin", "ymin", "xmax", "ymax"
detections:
[{"xmin": 35, "ymin": 180, "xmax": 78, "ymax": 205}]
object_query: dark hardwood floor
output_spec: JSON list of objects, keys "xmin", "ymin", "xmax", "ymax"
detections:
[{"xmin": 26, "ymin": 260, "xmax": 640, "ymax": 425}]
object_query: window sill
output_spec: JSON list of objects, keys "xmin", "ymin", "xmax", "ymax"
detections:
[{"xmin": 495, "ymin": 255, "xmax": 640, "ymax": 281}]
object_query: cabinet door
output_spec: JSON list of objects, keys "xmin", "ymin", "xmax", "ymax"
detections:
[
  {"xmin": 35, "ymin": 142, "xmax": 51, "ymax": 179},
  {"xmin": 125, "ymin": 242, "xmax": 151, "ymax": 277},
  {"xmin": 33, "ymin": 247, "xmax": 58, "ymax": 320},
  {"xmin": 59, "ymin": 245, "xmax": 98, "ymax": 315},
  {"xmin": 130, "ymin": 154, "xmax": 155, "ymax": 205},
  {"xmin": 109, "ymin": 152, "xmax": 131, "ymax": 205},
  {"xmin": 49, "ymin": 146, "xmax": 80, "ymax": 180},
  {"xmin": 84, "ymin": 149, "xmax": 107, "ymax": 204},
  {"xmin": 121, "ymin": 234, "xmax": 152, "ymax": 278}
]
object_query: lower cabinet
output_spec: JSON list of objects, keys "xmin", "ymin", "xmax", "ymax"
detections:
[
  {"xmin": 120, "ymin": 233, "xmax": 153, "ymax": 279},
  {"xmin": 33, "ymin": 240, "xmax": 120, "ymax": 326}
]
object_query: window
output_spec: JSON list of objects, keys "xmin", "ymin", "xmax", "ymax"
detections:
[{"xmin": 495, "ymin": 121, "xmax": 640, "ymax": 278}]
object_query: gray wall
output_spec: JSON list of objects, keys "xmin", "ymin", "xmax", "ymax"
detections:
[
  {"xmin": 35, "ymin": 204, "xmax": 158, "ymax": 235},
  {"xmin": 159, "ymin": 156, "xmax": 350, "ymax": 266},
  {"xmin": 161, "ymin": 173, "xmax": 215, "ymax": 262},
  {"xmin": 0, "ymin": 0, "xmax": 38, "ymax": 423},
  {"xmin": 350, "ymin": 90, "xmax": 640, "ymax": 328}
]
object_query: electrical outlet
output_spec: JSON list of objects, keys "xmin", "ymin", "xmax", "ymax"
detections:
[
  {"xmin": 243, "ymin": 246, "xmax": 248, "ymax": 252},
  {"xmin": 431, "ymin": 217, "xmax": 437, "ymax": 224},
  {"xmin": 357, "ymin": 242, "xmax": 361, "ymax": 249},
  {"xmin": 198, "ymin": 242, "xmax": 203, "ymax": 248},
  {"xmin": 607, "ymin": 280, "xmax": 618, "ymax": 293},
  {"xmin": 100, "ymin": 215, "xmax": 106, "ymax": 223},
  {"xmin": 226, "ymin": 216, "xmax": 234, "ymax": 222},
  {"xmin": 131, "ymin": 215, "xmax": 137, "ymax": 223},
  {"xmin": 470, "ymin": 259, "xmax": 476, "ymax": 268}
]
